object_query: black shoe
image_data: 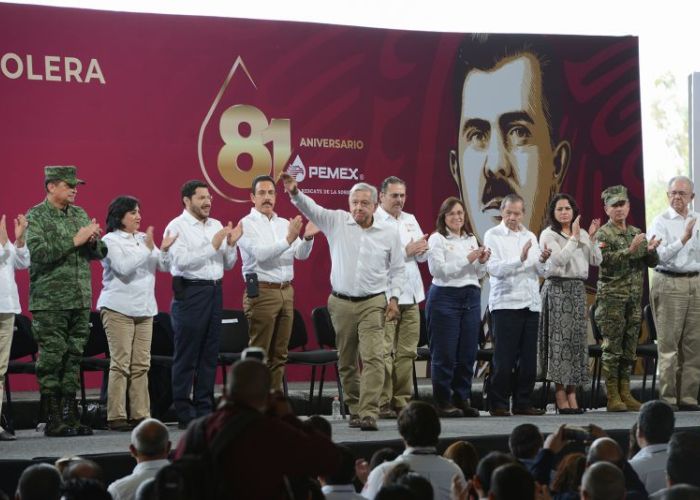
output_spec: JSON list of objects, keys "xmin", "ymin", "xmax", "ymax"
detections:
[
  {"xmin": 63, "ymin": 396, "xmax": 93, "ymax": 436},
  {"xmin": 453, "ymin": 399, "xmax": 480, "ymax": 418},
  {"xmin": 488, "ymin": 408, "xmax": 511, "ymax": 417},
  {"xmin": 512, "ymin": 407, "xmax": 546, "ymax": 416},
  {"xmin": 678, "ymin": 403, "xmax": 700, "ymax": 411},
  {"xmin": 0, "ymin": 430, "xmax": 16, "ymax": 441},
  {"xmin": 436, "ymin": 403, "xmax": 463, "ymax": 418}
]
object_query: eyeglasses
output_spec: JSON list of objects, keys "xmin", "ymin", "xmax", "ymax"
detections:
[{"xmin": 668, "ymin": 191, "xmax": 691, "ymax": 198}]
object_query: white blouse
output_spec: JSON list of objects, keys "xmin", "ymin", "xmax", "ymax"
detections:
[
  {"xmin": 427, "ymin": 231, "xmax": 485, "ymax": 288},
  {"xmin": 539, "ymin": 227, "xmax": 601, "ymax": 279},
  {"xmin": 0, "ymin": 242, "xmax": 30, "ymax": 313},
  {"xmin": 97, "ymin": 230, "xmax": 170, "ymax": 317}
]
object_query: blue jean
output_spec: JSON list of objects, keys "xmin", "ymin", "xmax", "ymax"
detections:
[
  {"xmin": 425, "ymin": 284, "xmax": 481, "ymax": 404},
  {"xmin": 171, "ymin": 283, "xmax": 223, "ymax": 423},
  {"xmin": 489, "ymin": 308, "xmax": 539, "ymax": 410}
]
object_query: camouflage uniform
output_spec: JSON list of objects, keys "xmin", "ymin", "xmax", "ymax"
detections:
[
  {"xmin": 595, "ymin": 185, "xmax": 658, "ymax": 411},
  {"xmin": 26, "ymin": 167, "xmax": 107, "ymax": 435}
]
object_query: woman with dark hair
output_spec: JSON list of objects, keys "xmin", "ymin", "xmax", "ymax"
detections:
[
  {"xmin": 425, "ymin": 197, "xmax": 490, "ymax": 418},
  {"xmin": 97, "ymin": 196, "xmax": 177, "ymax": 431},
  {"xmin": 538, "ymin": 193, "xmax": 601, "ymax": 414},
  {"xmin": 551, "ymin": 452, "xmax": 586, "ymax": 497}
]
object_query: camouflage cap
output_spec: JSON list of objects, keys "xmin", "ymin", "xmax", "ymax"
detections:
[
  {"xmin": 44, "ymin": 166, "xmax": 85, "ymax": 187},
  {"xmin": 601, "ymin": 185, "xmax": 628, "ymax": 206}
]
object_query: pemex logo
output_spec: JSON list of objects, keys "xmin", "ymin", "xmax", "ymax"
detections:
[
  {"xmin": 198, "ymin": 56, "xmax": 292, "ymax": 202},
  {"xmin": 286, "ymin": 155, "xmax": 306, "ymax": 183}
]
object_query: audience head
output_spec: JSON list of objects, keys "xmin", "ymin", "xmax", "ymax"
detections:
[
  {"xmin": 667, "ymin": 431, "xmax": 700, "ymax": 488},
  {"xmin": 369, "ymin": 448, "xmax": 400, "ymax": 471},
  {"xmin": 130, "ymin": 418, "xmax": 171, "ymax": 461},
  {"xmin": 60, "ymin": 478, "xmax": 111, "ymax": 500},
  {"xmin": 580, "ymin": 461, "xmax": 625, "ymax": 500},
  {"xmin": 225, "ymin": 359, "xmax": 272, "ymax": 411},
  {"xmin": 443, "ymin": 440, "xmax": 479, "ymax": 479},
  {"xmin": 375, "ymin": 484, "xmax": 417, "ymax": 500},
  {"xmin": 637, "ymin": 400, "xmax": 675, "ymax": 446},
  {"xmin": 397, "ymin": 472, "xmax": 434, "ymax": 500},
  {"xmin": 628, "ymin": 421, "xmax": 641, "ymax": 459},
  {"xmin": 551, "ymin": 452, "xmax": 586, "ymax": 494},
  {"xmin": 321, "ymin": 445, "xmax": 356, "ymax": 485},
  {"xmin": 659, "ymin": 484, "xmax": 700, "ymax": 500},
  {"xmin": 304, "ymin": 415, "xmax": 332, "ymax": 438},
  {"xmin": 587, "ymin": 437, "xmax": 623, "ymax": 468},
  {"xmin": 489, "ymin": 463, "xmax": 534, "ymax": 500},
  {"xmin": 15, "ymin": 463, "xmax": 62, "ymax": 500},
  {"xmin": 398, "ymin": 401, "xmax": 441, "ymax": 447},
  {"xmin": 475, "ymin": 452, "xmax": 516, "ymax": 497},
  {"xmin": 509, "ymin": 424, "xmax": 543, "ymax": 460},
  {"xmin": 62, "ymin": 458, "xmax": 104, "ymax": 486}
]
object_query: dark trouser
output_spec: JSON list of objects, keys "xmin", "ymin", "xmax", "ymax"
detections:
[
  {"xmin": 171, "ymin": 283, "xmax": 222, "ymax": 423},
  {"xmin": 32, "ymin": 309, "xmax": 90, "ymax": 396},
  {"xmin": 489, "ymin": 308, "xmax": 539, "ymax": 410},
  {"xmin": 426, "ymin": 284, "xmax": 481, "ymax": 404}
]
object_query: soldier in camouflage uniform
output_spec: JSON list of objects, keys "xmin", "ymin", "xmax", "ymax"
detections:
[
  {"xmin": 595, "ymin": 185, "xmax": 660, "ymax": 412},
  {"xmin": 26, "ymin": 166, "xmax": 107, "ymax": 436}
]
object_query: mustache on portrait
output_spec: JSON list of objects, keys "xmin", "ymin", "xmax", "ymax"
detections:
[{"xmin": 481, "ymin": 172, "xmax": 516, "ymax": 209}]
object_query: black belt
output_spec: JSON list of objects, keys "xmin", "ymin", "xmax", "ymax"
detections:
[
  {"xmin": 182, "ymin": 278, "xmax": 222, "ymax": 286},
  {"xmin": 657, "ymin": 269, "xmax": 699, "ymax": 278},
  {"xmin": 331, "ymin": 291, "xmax": 383, "ymax": 302}
]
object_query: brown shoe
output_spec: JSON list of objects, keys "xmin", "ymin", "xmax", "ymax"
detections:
[
  {"xmin": 378, "ymin": 404, "xmax": 398, "ymax": 419},
  {"xmin": 360, "ymin": 416, "xmax": 378, "ymax": 431},
  {"xmin": 512, "ymin": 407, "xmax": 546, "ymax": 416},
  {"xmin": 107, "ymin": 419, "xmax": 133, "ymax": 432},
  {"xmin": 489, "ymin": 408, "xmax": 511, "ymax": 417},
  {"xmin": 348, "ymin": 414, "xmax": 362, "ymax": 428}
]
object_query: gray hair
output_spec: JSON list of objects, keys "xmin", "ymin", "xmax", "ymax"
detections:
[
  {"xmin": 349, "ymin": 182, "xmax": 378, "ymax": 204},
  {"xmin": 131, "ymin": 418, "xmax": 170, "ymax": 457},
  {"xmin": 500, "ymin": 193, "xmax": 525, "ymax": 211},
  {"xmin": 668, "ymin": 175, "xmax": 694, "ymax": 192},
  {"xmin": 581, "ymin": 462, "xmax": 625, "ymax": 500}
]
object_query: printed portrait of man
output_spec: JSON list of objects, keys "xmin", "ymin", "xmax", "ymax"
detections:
[{"xmin": 450, "ymin": 34, "xmax": 571, "ymax": 241}]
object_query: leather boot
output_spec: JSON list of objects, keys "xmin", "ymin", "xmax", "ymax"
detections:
[
  {"xmin": 63, "ymin": 395, "xmax": 93, "ymax": 436},
  {"xmin": 618, "ymin": 365, "xmax": 642, "ymax": 411},
  {"xmin": 44, "ymin": 394, "xmax": 77, "ymax": 437},
  {"xmin": 605, "ymin": 378, "xmax": 627, "ymax": 412}
]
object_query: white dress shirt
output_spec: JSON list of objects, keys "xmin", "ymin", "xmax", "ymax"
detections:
[
  {"xmin": 97, "ymin": 230, "xmax": 169, "ymax": 317},
  {"xmin": 427, "ymin": 230, "xmax": 486, "ymax": 288},
  {"xmin": 0, "ymin": 242, "xmax": 30, "ymax": 313},
  {"xmin": 291, "ymin": 192, "xmax": 405, "ymax": 298},
  {"xmin": 362, "ymin": 447, "xmax": 464, "ymax": 500},
  {"xmin": 237, "ymin": 207, "xmax": 313, "ymax": 283},
  {"xmin": 629, "ymin": 443, "xmax": 669, "ymax": 495},
  {"xmin": 376, "ymin": 206, "xmax": 427, "ymax": 304},
  {"xmin": 649, "ymin": 207, "xmax": 700, "ymax": 272},
  {"xmin": 539, "ymin": 227, "xmax": 601, "ymax": 279},
  {"xmin": 484, "ymin": 222, "xmax": 545, "ymax": 312},
  {"xmin": 321, "ymin": 484, "xmax": 365, "ymax": 500},
  {"xmin": 107, "ymin": 459, "xmax": 170, "ymax": 500},
  {"xmin": 164, "ymin": 210, "xmax": 237, "ymax": 280}
]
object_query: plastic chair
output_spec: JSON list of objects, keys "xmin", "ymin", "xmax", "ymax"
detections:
[
  {"xmin": 309, "ymin": 306, "xmax": 345, "ymax": 417},
  {"xmin": 3, "ymin": 314, "xmax": 37, "ymax": 433}
]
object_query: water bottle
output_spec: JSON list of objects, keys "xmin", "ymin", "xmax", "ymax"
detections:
[
  {"xmin": 331, "ymin": 397, "xmax": 342, "ymax": 420},
  {"xmin": 546, "ymin": 403, "xmax": 556, "ymax": 415}
]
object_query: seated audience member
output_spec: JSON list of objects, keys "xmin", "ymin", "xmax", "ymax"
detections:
[
  {"xmin": 587, "ymin": 437, "xmax": 647, "ymax": 500},
  {"xmin": 658, "ymin": 484, "xmax": 700, "ymax": 500},
  {"xmin": 320, "ymin": 445, "xmax": 365, "ymax": 499},
  {"xmin": 375, "ymin": 484, "xmax": 418, "ymax": 500},
  {"xmin": 550, "ymin": 452, "xmax": 586, "ymax": 498},
  {"xmin": 362, "ymin": 401, "xmax": 463, "ymax": 500},
  {"xmin": 14, "ymin": 463, "xmax": 62, "ymax": 500},
  {"xmin": 443, "ymin": 441, "xmax": 480, "ymax": 481},
  {"xmin": 490, "ymin": 463, "xmax": 536, "ymax": 500},
  {"xmin": 62, "ymin": 458, "xmax": 105, "ymax": 486},
  {"xmin": 650, "ymin": 431, "xmax": 700, "ymax": 499},
  {"xmin": 396, "ymin": 472, "xmax": 434, "ymax": 500},
  {"xmin": 174, "ymin": 359, "xmax": 341, "ymax": 499},
  {"xmin": 467, "ymin": 452, "xmax": 517, "ymax": 500},
  {"xmin": 581, "ymin": 462, "xmax": 626, "ymax": 500},
  {"xmin": 355, "ymin": 448, "xmax": 402, "ymax": 492},
  {"xmin": 108, "ymin": 418, "xmax": 171, "ymax": 500},
  {"xmin": 629, "ymin": 422, "xmax": 641, "ymax": 460},
  {"xmin": 510, "ymin": 424, "xmax": 567, "ymax": 485},
  {"xmin": 305, "ymin": 414, "xmax": 332, "ymax": 438},
  {"xmin": 60, "ymin": 478, "xmax": 111, "ymax": 500},
  {"xmin": 630, "ymin": 400, "xmax": 675, "ymax": 495}
]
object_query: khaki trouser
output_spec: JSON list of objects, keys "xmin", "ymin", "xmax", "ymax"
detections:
[
  {"xmin": 101, "ymin": 309, "xmax": 153, "ymax": 422},
  {"xmin": 0, "ymin": 313, "xmax": 14, "ymax": 432},
  {"xmin": 651, "ymin": 272, "xmax": 700, "ymax": 405},
  {"xmin": 244, "ymin": 286, "xmax": 294, "ymax": 391},
  {"xmin": 328, "ymin": 293, "xmax": 386, "ymax": 419},
  {"xmin": 380, "ymin": 303, "xmax": 419, "ymax": 409}
]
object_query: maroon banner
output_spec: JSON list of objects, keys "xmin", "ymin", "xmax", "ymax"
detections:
[{"xmin": 0, "ymin": 4, "xmax": 643, "ymax": 387}]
